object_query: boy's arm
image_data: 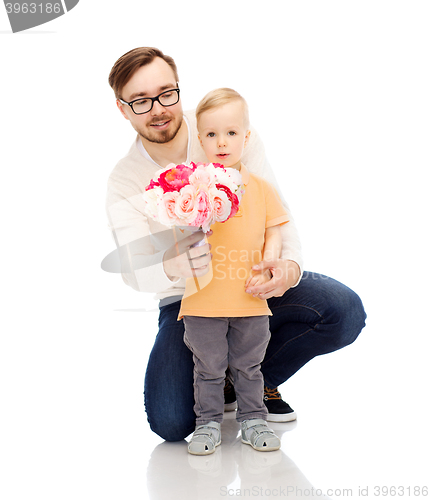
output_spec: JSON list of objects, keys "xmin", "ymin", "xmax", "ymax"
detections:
[
  {"xmin": 245, "ymin": 225, "xmax": 282, "ymax": 288},
  {"xmin": 242, "ymin": 126, "xmax": 303, "ymax": 280},
  {"xmin": 262, "ymin": 225, "xmax": 282, "ymax": 261}
]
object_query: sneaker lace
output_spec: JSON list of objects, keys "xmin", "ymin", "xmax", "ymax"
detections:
[{"xmin": 264, "ymin": 386, "xmax": 282, "ymax": 401}]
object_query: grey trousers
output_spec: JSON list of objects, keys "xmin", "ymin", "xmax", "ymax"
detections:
[{"xmin": 183, "ymin": 315, "xmax": 270, "ymax": 425}]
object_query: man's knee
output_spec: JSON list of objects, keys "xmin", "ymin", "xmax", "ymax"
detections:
[
  {"xmin": 329, "ymin": 285, "xmax": 366, "ymax": 349},
  {"xmin": 144, "ymin": 387, "xmax": 195, "ymax": 442},
  {"xmin": 148, "ymin": 415, "xmax": 195, "ymax": 442}
]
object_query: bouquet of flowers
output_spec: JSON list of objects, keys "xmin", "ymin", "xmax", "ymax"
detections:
[{"xmin": 142, "ymin": 162, "xmax": 245, "ymax": 233}]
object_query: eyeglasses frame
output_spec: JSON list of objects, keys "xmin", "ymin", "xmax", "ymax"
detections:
[{"xmin": 118, "ymin": 88, "xmax": 181, "ymax": 115}]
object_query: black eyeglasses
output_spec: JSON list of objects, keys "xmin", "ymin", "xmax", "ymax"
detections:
[{"xmin": 119, "ymin": 88, "xmax": 180, "ymax": 115}]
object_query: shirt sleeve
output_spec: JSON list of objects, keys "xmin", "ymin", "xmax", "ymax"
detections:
[
  {"xmin": 105, "ymin": 144, "xmax": 183, "ymax": 294},
  {"xmin": 263, "ymin": 180, "xmax": 290, "ymax": 229},
  {"xmin": 106, "ymin": 190, "xmax": 181, "ymax": 293}
]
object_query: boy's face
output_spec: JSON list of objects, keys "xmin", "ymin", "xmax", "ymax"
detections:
[{"xmin": 198, "ymin": 101, "xmax": 250, "ymax": 170}]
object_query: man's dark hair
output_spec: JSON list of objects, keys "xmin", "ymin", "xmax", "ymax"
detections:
[{"xmin": 108, "ymin": 47, "xmax": 179, "ymax": 99}]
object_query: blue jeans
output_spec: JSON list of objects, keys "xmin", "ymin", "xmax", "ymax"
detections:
[{"xmin": 143, "ymin": 272, "xmax": 366, "ymax": 441}]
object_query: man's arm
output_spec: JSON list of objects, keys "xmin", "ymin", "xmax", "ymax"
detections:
[
  {"xmin": 107, "ymin": 186, "xmax": 213, "ymax": 295},
  {"xmin": 163, "ymin": 230, "xmax": 213, "ymax": 281},
  {"xmin": 106, "ymin": 192, "xmax": 173, "ymax": 293}
]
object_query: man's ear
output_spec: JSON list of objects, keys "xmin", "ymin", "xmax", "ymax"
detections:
[{"xmin": 116, "ymin": 100, "xmax": 129, "ymax": 121}]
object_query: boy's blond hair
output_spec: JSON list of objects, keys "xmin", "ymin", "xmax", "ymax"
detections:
[{"xmin": 196, "ymin": 88, "xmax": 250, "ymax": 129}]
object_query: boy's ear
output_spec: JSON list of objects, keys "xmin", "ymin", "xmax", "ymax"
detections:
[{"xmin": 244, "ymin": 130, "xmax": 251, "ymax": 147}]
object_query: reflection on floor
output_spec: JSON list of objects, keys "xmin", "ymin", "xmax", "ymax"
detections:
[{"xmin": 146, "ymin": 413, "xmax": 331, "ymax": 500}]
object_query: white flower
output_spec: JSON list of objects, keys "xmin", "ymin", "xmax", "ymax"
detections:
[
  {"xmin": 214, "ymin": 167, "xmax": 243, "ymax": 195},
  {"xmin": 142, "ymin": 186, "xmax": 164, "ymax": 221},
  {"xmin": 158, "ymin": 191, "xmax": 180, "ymax": 227}
]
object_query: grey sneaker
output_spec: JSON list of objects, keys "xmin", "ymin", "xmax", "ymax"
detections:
[
  {"xmin": 188, "ymin": 421, "xmax": 221, "ymax": 455},
  {"xmin": 241, "ymin": 419, "xmax": 281, "ymax": 452}
]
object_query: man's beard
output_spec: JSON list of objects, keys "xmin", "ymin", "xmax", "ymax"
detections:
[{"xmin": 137, "ymin": 114, "xmax": 183, "ymax": 144}]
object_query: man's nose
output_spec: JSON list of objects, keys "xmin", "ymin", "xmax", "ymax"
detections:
[{"xmin": 151, "ymin": 100, "xmax": 165, "ymax": 115}]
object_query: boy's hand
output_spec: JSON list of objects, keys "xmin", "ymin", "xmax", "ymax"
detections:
[
  {"xmin": 245, "ymin": 268, "xmax": 273, "ymax": 289},
  {"xmin": 245, "ymin": 259, "xmax": 301, "ymax": 300}
]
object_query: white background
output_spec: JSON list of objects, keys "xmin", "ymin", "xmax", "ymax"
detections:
[{"xmin": 1, "ymin": 1, "xmax": 429, "ymax": 499}]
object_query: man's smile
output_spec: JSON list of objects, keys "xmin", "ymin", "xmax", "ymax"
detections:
[{"xmin": 150, "ymin": 120, "xmax": 171, "ymax": 130}]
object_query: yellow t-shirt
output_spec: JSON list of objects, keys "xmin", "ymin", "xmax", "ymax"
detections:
[{"xmin": 178, "ymin": 164, "xmax": 289, "ymax": 319}]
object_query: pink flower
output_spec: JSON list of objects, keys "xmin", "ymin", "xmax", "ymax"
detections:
[
  {"xmin": 189, "ymin": 164, "xmax": 216, "ymax": 190},
  {"xmin": 189, "ymin": 162, "xmax": 204, "ymax": 169},
  {"xmin": 145, "ymin": 179, "xmax": 160, "ymax": 191},
  {"xmin": 158, "ymin": 191, "xmax": 180, "ymax": 226},
  {"xmin": 143, "ymin": 162, "xmax": 244, "ymax": 231},
  {"xmin": 209, "ymin": 187, "xmax": 232, "ymax": 223},
  {"xmin": 158, "ymin": 165, "xmax": 194, "ymax": 192},
  {"xmin": 193, "ymin": 186, "xmax": 213, "ymax": 232},
  {"xmin": 174, "ymin": 185, "xmax": 198, "ymax": 224},
  {"xmin": 216, "ymin": 184, "xmax": 240, "ymax": 218}
]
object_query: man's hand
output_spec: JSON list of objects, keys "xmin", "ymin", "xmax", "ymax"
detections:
[
  {"xmin": 245, "ymin": 259, "xmax": 300, "ymax": 300},
  {"xmin": 163, "ymin": 230, "xmax": 213, "ymax": 281}
]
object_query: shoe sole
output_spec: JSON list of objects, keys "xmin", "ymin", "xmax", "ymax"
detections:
[
  {"xmin": 188, "ymin": 440, "xmax": 221, "ymax": 456},
  {"xmin": 266, "ymin": 411, "xmax": 297, "ymax": 423},
  {"xmin": 241, "ymin": 438, "xmax": 280, "ymax": 452}
]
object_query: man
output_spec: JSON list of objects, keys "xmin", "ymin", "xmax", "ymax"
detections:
[{"xmin": 106, "ymin": 47, "xmax": 366, "ymax": 442}]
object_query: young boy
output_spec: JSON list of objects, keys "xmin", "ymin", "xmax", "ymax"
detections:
[{"xmin": 179, "ymin": 88, "xmax": 289, "ymax": 455}]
